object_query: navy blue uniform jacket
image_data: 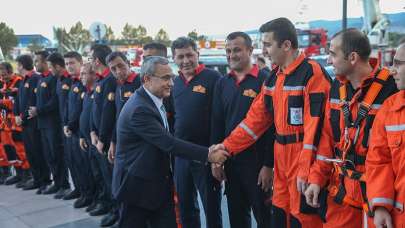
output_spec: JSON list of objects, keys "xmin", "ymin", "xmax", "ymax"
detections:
[{"xmin": 112, "ymin": 87, "xmax": 209, "ymax": 210}]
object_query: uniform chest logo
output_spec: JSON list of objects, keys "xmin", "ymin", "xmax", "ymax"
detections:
[
  {"xmin": 62, "ymin": 84, "xmax": 70, "ymax": 90},
  {"xmin": 24, "ymin": 83, "xmax": 29, "ymax": 88},
  {"xmin": 73, "ymin": 87, "xmax": 79, "ymax": 93},
  {"xmin": 243, "ymin": 89, "xmax": 257, "ymax": 98},
  {"xmin": 123, "ymin": 91, "xmax": 132, "ymax": 98},
  {"xmin": 95, "ymin": 86, "xmax": 101, "ymax": 93},
  {"xmin": 40, "ymin": 82, "xmax": 47, "ymax": 88},
  {"xmin": 192, "ymin": 85, "xmax": 206, "ymax": 94},
  {"xmin": 107, "ymin": 92, "xmax": 115, "ymax": 101}
]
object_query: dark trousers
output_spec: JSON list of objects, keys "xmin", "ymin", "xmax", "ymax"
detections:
[
  {"xmin": 87, "ymin": 142, "xmax": 107, "ymax": 203},
  {"xmin": 68, "ymin": 133, "xmax": 95, "ymax": 198},
  {"xmin": 206, "ymin": 169, "xmax": 223, "ymax": 228},
  {"xmin": 174, "ymin": 158, "xmax": 222, "ymax": 228},
  {"xmin": 22, "ymin": 123, "xmax": 50, "ymax": 186},
  {"xmin": 118, "ymin": 200, "xmax": 177, "ymax": 228},
  {"xmin": 63, "ymin": 133, "xmax": 80, "ymax": 191},
  {"xmin": 40, "ymin": 128, "xmax": 69, "ymax": 189},
  {"xmin": 225, "ymin": 163, "xmax": 271, "ymax": 228},
  {"xmin": 90, "ymin": 144, "xmax": 117, "ymax": 211}
]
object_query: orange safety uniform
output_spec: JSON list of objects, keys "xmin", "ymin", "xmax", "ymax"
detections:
[
  {"xmin": 0, "ymin": 75, "xmax": 29, "ymax": 169},
  {"xmin": 223, "ymin": 53, "xmax": 331, "ymax": 227},
  {"xmin": 308, "ymin": 60, "xmax": 397, "ymax": 228},
  {"xmin": 366, "ymin": 90, "xmax": 405, "ymax": 228}
]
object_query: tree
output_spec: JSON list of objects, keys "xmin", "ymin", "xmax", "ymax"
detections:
[
  {"xmin": 0, "ymin": 22, "xmax": 18, "ymax": 57},
  {"xmin": 187, "ymin": 30, "xmax": 198, "ymax": 41},
  {"xmin": 187, "ymin": 29, "xmax": 207, "ymax": 42},
  {"xmin": 154, "ymin": 28, "xmax": 171, "ymax": 46},
  {"xmin": 105, "ymin": 25, "xmax": 115, "ymax": 41},
  {"xmin": 54, "ymin": 22, "xmax": 90, "ymax": 54}
]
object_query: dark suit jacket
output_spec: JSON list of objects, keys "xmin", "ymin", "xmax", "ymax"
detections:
[{"xmin": 112, "ymin": 86, "xmax": 208, "ymax": 210}]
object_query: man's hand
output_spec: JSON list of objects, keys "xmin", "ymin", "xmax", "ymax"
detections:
[
  {"xmin": 96, "ymin": 141, "xmax": 104, "ymax": 154},
  {"xmin": 28, "ymin": 106, "xmax": 37, "ymax": 119},
  {"xmin": 257, "ymin": 166, "xmax": 273, "ymax": 192},
  {"xmin": 108, "ymin": 142, "xmax": 116, "ymax": 164},
  {"xmin": 211, "ymin": 163, "xmax": 226, "ymax": 182},
  {"xmin": 90, "ymin": 131, "xmax": 98, "ymax": 146},
  {"xmin": 304, "ymin": 183, "xmax": 321, "ymax": 208},
  {"xmin": 208, "ymin": 144, "xmax": 230, "ymax": 164},
  {"xmin": 63, "ymin": 126, "xmax": 72, "ymax": 137},
  {"xmin": 297, "ymin": 177, "xmax": 308, "ymax": 195},
  {"xmin": 79, "ymin": 138, "xmax": 88, "ymax": 151},
  {"xmin": 374, "ymin": 207, "xmax": 393, "ymax": 228},
  {"xmin": 15, "ymin": 116, "xmax": 22, "ymax": 126}
]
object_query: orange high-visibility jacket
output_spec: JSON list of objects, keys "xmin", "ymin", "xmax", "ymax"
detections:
[
  {"xmin": 366, "ymin": 90, "xmax": 405, "ymax": 219},
  {"xmin": 223, "ymin": 53, "xmax": 331, "ymax": 180},
  {"xmin": 308, "ymin": 62, "xmax": 397, "ymax": 206}
]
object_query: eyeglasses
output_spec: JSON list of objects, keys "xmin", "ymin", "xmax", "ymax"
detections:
[
  {"xmin": 393, "ymin": 59, "xmax": 405, "ymax": 66},
  {"xmin": 150, "ymin": 74, "xmax": 176, "ymax": 82}
]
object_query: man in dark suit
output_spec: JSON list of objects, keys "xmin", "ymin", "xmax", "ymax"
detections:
[{"xmin": 112, "ymin": 56, "xmax": 229, "ymax": 228}]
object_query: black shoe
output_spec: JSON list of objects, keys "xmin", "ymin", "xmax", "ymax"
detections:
[
  {"xmin": 62, "ymin": 189, "xmax": 80, "ymax": 200},
  {"xmin": 74, "ymin": 197, "xmax": 92, "ymax": 209},
  {"xmin": 4, "ymin": 175, "xmax": 21, "ymax": 185},
  {"xmin": 36, "ymin": 185, "xmax": 48, "ymax": 194},
  {"xmin": 86, "ymin": 200, "xmax": 98, "ymax": 212},
  {"xmin": 89, "ymin": 204, "xmax": 110, "ymax": 216},
  {"xmin": 42, "ymin": 184, "xmax": 59, "ymax": 195},
  {"xmin": 0, "ymin": 176, "xmax": 5, "ymax": 185},
  {"xmin": 54, "ymin": 188, "xmax": 71, "ymax": 199},
  {"xmin": 100, "ymin": 212, "xmax": 119, "ymax": 227},
  {"xmin": 15, "ymin": 179, "xmax": 28, "ymax": 188},
  {"xmin": 22, "ymin": 180, "xmax": 40, "ymax": 190}
]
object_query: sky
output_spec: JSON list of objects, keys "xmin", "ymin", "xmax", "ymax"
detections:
[{"xmin": 1, "ymin": 0, "xmax": 404, "ymax": 41}]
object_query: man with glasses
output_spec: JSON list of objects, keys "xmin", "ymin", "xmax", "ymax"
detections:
[
  {"xmin": 365, "ymin": 43, "xmax": 405, "ymax": 228},
  {"xmin": 112, "ymin": 56, "xmax": 229, "ymax": 228}
]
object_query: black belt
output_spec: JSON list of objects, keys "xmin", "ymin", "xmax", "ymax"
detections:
[{"xmin": 275, "ymin": 132, "xmax": 304, "ymax": 145}]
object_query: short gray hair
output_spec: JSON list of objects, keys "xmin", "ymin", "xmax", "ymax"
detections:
[{"xmin": 140, "ymin": 56, "xmax": 169, "ymax": 81}]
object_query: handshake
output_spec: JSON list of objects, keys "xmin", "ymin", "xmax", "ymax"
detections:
[{"xmin": 207, "ymin": 144, "xmax": 230, "ymax": 165}]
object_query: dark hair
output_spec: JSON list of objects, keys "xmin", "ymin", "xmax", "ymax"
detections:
[
  {"xmin": 106, "ymin": 51, "xmax": 129, "ymax": 65},
  {"xmin": 64, "ymin": 51, "xmax": 82, "ymax": 62},
  {"xmin": 34, "ymin": 50, "xmax": 50, "ymax": 60},
  {"xmin": 171, "ymin": 37, "xmax": 197, "ymax": 56},
  {"xmin": 332, "ymin": 28, "xmax": 371, "ymax": 61},
  {"xmin": 0, "ymin": 62, "xmax": 13, "ymax": 74},
  {"xmin": 47, "ymin": 52, "xmax": 65, "ymax": 68},
  {"xmin": 226, "ymin": 31, "xmax": 252, "ymax": 48},
  {"xmin": 90, "ymin": 44, "xmax": 112, "ymax": 66},
  {"xmin": 16, "ymin": 55, "xmax": 34, "ymax": 71},
  {"xmin": 259, "ymin": 17, "xmax": 298, "ymax": 49},
  {"xmin": 143, "ymin": 42, "xmax": 167, "ymax": 57}
]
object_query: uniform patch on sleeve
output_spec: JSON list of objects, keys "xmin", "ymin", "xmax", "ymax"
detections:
[
  {"xmin": 192, "ymin": 85, "xmax": 206, "ymax": 94},
  {"xmin": 107, "ymin": 92, "xmax": 115, "ymax": 101},
  {"xmin": 243, "ymin": 89, "xmax": 257, "ymax": 98},
  {"xmin": 124, "ymin": 91, "xmax": 132, "ymax": 98},
  {"xmin": 62, "ymin": 84, "xmax": 70, "ymax": 90}
]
